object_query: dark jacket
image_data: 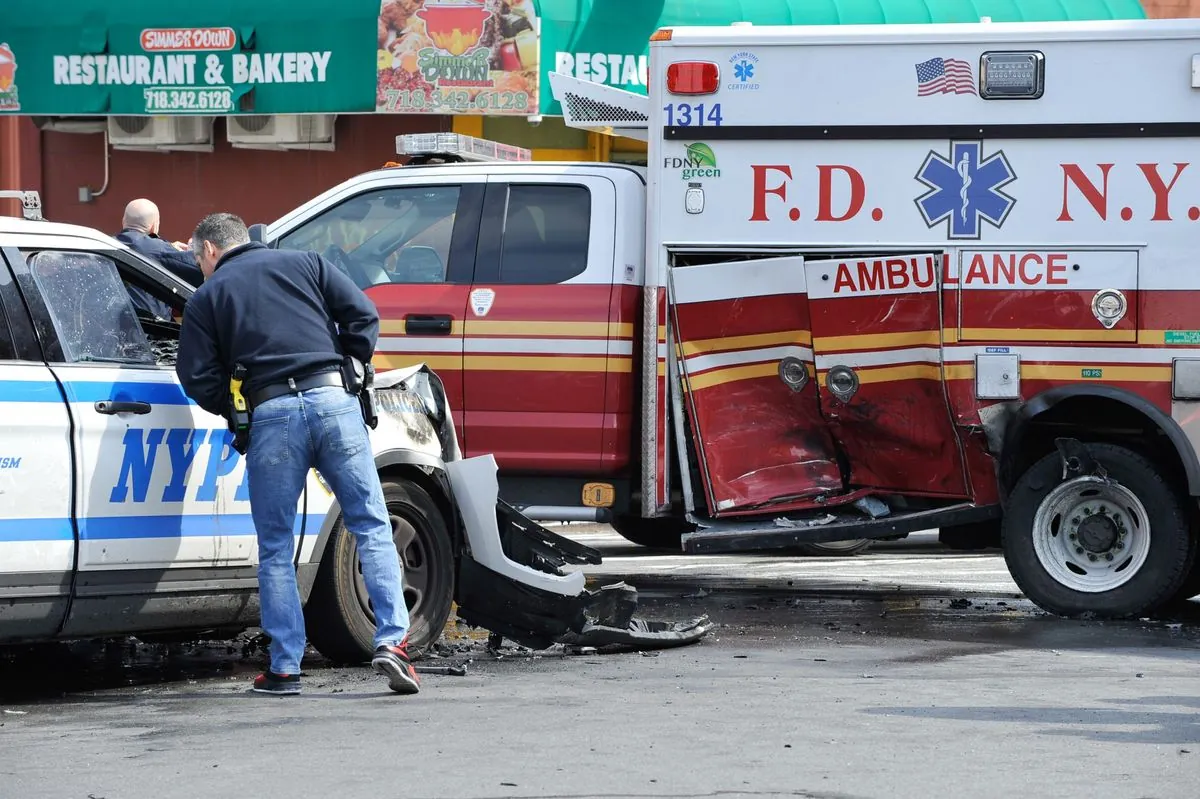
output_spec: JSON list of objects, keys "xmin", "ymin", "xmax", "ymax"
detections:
[
  {"xmin": 175, "ymin": 242, "xmax": 379, "ymax": 418},
  {"xmin": 115, "ymin": 228, "xmax": 204, "ymax": 287}
]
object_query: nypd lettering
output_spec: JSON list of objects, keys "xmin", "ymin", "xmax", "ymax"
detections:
[{"xmin": 110, "ymin": 427, "xmax": 249, "ymax": 505}]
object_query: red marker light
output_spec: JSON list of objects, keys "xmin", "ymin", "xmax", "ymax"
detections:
[{"xmin": 666, "ymin": 61, "xmax": 719, "ymax": 95}]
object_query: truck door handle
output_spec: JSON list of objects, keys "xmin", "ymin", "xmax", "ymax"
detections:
[
  {"xmin": 405, "ymin": 315, "xmax": 453, "ymax": 335},
  {"xmin": 95, "ymin": 400, "xmax": 153, "ymax": 415}
]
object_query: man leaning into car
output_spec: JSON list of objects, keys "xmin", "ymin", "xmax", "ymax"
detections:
[{"xmin": 174, "ymin": 212, "xmax": 420, "ymax": 697}]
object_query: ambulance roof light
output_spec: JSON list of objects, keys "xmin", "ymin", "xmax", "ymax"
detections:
[
  {"xmin": 650, "ymin": 28, "xmax": 672, "ymax": 42},
  {"xmin": 0, "ymin": 190, "xmax": 43, "ymax": 221},
  {"xmin": 395, "ymin": 133, "xmax": 531, "ymax": 164}
]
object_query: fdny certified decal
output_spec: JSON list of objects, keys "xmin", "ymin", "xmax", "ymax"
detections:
[
  {"xmin": 915, "ymin": 141, "xmax": 1017, "ymax": 240},
  {"xmin": 727, "ymin": 51, "xmax": 760, "ymax": 91},
  {"xmin": 470, "ymin": 287, "xmax": 495, "ymax": 317}
]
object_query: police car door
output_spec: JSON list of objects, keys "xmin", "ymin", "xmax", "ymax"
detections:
[
  {"xmin": 6, "ymin": 240, "xmax": 252, "ymax": 634},
  {"xmin": 0, "ymin": 244, "xmax": 74, "ymax": 640}
]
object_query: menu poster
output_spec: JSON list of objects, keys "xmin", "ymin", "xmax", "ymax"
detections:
[{"xmin": 376, "ymin": 0, "xmax": 538, "ymax": 115}]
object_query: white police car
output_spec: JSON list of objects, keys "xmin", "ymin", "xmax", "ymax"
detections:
[{"xmin": 0, "ymin": 194, "xmax": 610, "ymax": 663}]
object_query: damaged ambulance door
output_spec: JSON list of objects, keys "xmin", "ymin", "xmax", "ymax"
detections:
[
  {"xmin": 804, "ymin": 253, "xmax": 968, "ymax": 498},
  {"xmin": 669, "ymin": 255, "xmax": 843, "ymax": 516}
]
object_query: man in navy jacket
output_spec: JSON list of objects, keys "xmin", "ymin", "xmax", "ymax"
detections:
[{"xmin": 115, "ymin": 198, "xmax": 205, "ymax": 288}]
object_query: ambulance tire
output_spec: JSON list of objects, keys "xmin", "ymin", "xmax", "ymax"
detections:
[
  {"xmin": 305, "ymin": 479, "xmax": 455, "ymax": 664},
  {"xmin": 1002, "ymin": 443, "xmax": 1191, "ymax": 619},
  {"xmin": 611, "ymin": 515, "xmax": 693, "ymax": 550},
  {"xmin": 792, "ymin": 540, "xmax": 873, "ymax": 557}
]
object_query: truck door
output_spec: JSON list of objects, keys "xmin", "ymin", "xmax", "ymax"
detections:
[
  {"xmin": 272, "ymin": 178, "xmax": 486, "ymax": 442},
  {"xmin": 670, "ymin": 256, "xmax": 843, "ymax": 515},
  {"xmin": 0, "ymin": 247, "xmax": 73, "ymax": 640},
  {"xmin": 463, "ymin": 175, "xmax": 617, "ymax": 473},
  {"xmin": 803, "ymin": 253, "xmax": 969, "ymax": 498}
]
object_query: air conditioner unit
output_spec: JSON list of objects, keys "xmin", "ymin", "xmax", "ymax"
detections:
[
  {"xmin": 107, "ymin": 116, "xmax": 214, "ymax": 152},
  {"xmin": 226, "ymin": 114, "xmax": 336, "ymax": 151}
]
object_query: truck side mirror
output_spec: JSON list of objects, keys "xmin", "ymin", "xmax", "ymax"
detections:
[{"xmin": 247, "ymin": 223, "xmax": 275, "ymax": 248}]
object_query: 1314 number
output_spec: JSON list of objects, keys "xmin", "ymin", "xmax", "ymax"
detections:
[{"xmin": 663, "ymin": 102, "xmax": 723, "ymax": 127}]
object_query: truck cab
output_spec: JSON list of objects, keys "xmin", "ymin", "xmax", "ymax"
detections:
[{"xmin": 258, "ymin": 134, "xmax": 649, "ymax": 526}]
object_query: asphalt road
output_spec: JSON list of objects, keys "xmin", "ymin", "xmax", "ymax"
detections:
[{"xmin": 2, "ymin": 529, "xmax": 1198, "ymax": 799}]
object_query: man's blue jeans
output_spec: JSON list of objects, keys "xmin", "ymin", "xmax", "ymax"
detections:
[{"xmin": 245, "ymin": 384, "xmax": 410, "ymax": 674}]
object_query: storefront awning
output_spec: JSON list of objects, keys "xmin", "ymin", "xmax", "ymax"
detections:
[
  {"xmin": 534, "ymin": 0, "xmax": 1148, "ymax": 115},
  {"xmin": 0, "ymin": 0, "xmax": 380, "ymax": 116}
]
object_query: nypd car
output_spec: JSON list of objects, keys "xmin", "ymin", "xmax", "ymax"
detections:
[{"xmin": 0, "ymin": 195, "xmax": 611, "ymax": 662}]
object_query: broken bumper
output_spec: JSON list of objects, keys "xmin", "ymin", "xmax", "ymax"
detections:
[{"xmin": 446, "ymin": 455, "xmax": 713, "ymax": 652}]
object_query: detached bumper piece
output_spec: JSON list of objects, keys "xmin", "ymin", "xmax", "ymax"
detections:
[{"xmin": 446, "ymin": 455, "xmax": 713, "ymax": 653}]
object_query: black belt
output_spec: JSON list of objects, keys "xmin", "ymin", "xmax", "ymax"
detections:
[{"xmin": 249, "ymin": 371, "xmax": 344, "ymax": 408}]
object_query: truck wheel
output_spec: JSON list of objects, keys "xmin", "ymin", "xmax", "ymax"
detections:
[
  {"xmin": 611, "ymin": 515, "xmax": 693, "ymax": 550},
  {"xmin": 1002, "ymin": 443, "xmax": 1191, "ymax": 618},
  {"xmin": 792, "ymin": 539, "xmax": 873, "ymax": 556},
  {"xmin": 305, "ymin": 479, "xmax": 455, "ymax": 664}
]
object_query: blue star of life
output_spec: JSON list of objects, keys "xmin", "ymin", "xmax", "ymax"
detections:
[
  {"xmin": 734, "ymin": 60, "xmax": 755, "ymax": 82},
  {"xmin": 914, "ymin": 141, "xmax": 1017, "ymax": 239}
]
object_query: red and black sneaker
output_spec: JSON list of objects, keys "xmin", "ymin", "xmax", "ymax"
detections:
[
  {"xmin": 371, "ymin": 639, "xmax": 420, "ymax": 695},
  {"xmin": 251, "ymin": 670, "xmax": 301, "ymax": 696}
]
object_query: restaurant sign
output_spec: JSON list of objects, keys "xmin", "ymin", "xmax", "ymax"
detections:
[{"xmin": 376, "ymin": 0, "xmax": 539, "ymax": 115}]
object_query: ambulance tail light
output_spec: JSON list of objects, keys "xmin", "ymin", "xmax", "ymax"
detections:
[{"xmin": 666, "ymin": 62, "xmax": 719, "ymax": 95}]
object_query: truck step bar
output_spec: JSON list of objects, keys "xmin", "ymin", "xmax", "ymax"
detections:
[{"xmin": 681, "ymin": 503, "xmax": 1000, "ymax": 554}]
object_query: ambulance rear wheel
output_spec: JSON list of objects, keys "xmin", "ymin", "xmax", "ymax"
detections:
[
  {"xmin": 305, "ymin": 479, "xmax": 455, "ymax": 664},
  {"xmin": 611, "ymin": 515, "xmax": 692, "ymax": 550},
  {"xmin": 792, "ymin": 539, "xmax": 873, "ymax": 556},
  {"xmin": 1001, "ymin": 443, "xmax": 1191, "ymax": 618}
]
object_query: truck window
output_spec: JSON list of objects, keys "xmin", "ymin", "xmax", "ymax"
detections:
[
  {"xmin": 497, "ymin": 185, "xmax": 591, "ymax": 285},
  {"xmin": 26, "ymin": 250, "xmax": 154, "ymax": 365},
  {"xmin": 277, "ymin": 186, "xmax": 461, "ymax": 288}
]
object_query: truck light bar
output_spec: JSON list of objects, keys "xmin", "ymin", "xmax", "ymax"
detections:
[{"xmin": 395, "ymin": 132, "xmax": 531, "ymax": 163}]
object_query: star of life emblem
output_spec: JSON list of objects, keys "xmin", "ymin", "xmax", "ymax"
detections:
[{"xmin": 914, "ymin": 141, "xmax": 1017, "ymax": 240}]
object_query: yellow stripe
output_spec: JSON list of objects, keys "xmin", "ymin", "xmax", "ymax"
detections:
[
  {"xmin": 1022, "ymin": 364, "xmax": 1171, "ymax": 382},
  {"xmin": 688, "ymin": 362, "xmax": 780, "ymax": 391},
  {"xmin": 680, "ymin": 330, "xmax": 812, "ymax": 356},
  {"xmin": 959, "ymin": 327, "xmax": 1135, "ymax": 343},
  {"xmin": 379, "ymin": 320, "xmax": 634, "ymax": 338},
  {"xmin": 812, "ymin": 330, "xmax": 941, "ymax": 351},
  {"xmin": 945, "ymin": 364, "xmax": 974, "ymax": 380},
  {"xmin": 373, "ymin": 354, "xmax": 460, "ymax": 371},
  {"xmin": 374, "ymin": 354, "xmax": 631, "ymax": 373}
]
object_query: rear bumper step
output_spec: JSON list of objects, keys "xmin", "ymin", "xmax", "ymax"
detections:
[{"xmin": 681, "ymin": 503, "xmax": 999, "ymax": 554}]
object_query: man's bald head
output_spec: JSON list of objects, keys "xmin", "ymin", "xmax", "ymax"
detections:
[{"xmin": 123, "ymin": 198, "xmax": 160, "ymax": 235}]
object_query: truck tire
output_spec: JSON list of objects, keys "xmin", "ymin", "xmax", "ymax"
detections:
[
  {"xmin": 305, "ymin": 479, "xmax": 455, "ymax": 664},
  {"xmin": 611, "ymin": 515, "xmax": 693, "ymax": 550},
  {"xmin": 792, "ymin": 539, "xmax": 873, "ymax": 556},
  {"xmin": 1001, "ymin": 443, "xmax": 1191, "ymax": 618}
]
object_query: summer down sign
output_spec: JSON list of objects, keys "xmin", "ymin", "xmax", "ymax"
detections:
[{"xmin": 0, "ymin": 0, "xmax": 379, "ymax": 115}]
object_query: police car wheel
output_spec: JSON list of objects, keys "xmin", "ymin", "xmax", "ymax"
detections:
[
  {"xmin": 1001, "ymin": 443, "xmax": 1192, "ymax": 618},
  {"xmin": 304, "ymin": 479, "xmax": 454, "ymax": 664}
]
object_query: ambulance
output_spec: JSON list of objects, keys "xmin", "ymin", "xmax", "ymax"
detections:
[{"xmin": 253, "ymin": 17, "xmax": 1200, "ymax": 620}]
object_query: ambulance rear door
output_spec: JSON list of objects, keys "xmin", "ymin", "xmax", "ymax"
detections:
[
  {"xmin": 804, "ymin": 253, "xmax": 969, "ymax": 498},
  {"xmin": 670, "ymin": 255, "xmax": 843, "ymax": 515}
]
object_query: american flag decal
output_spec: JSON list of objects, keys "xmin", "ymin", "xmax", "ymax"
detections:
[{"xmin": 915, "ymin": 57, "xmax": 977, "ymax": 96}]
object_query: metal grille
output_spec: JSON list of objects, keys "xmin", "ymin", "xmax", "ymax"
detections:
[{"xmin": 563, "ymin": 91, "xmax": 649, "ymax": 124}]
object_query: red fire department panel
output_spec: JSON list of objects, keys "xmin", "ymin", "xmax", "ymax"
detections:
[
  {"xmin": 804, "ymin": 253, "xmax": 969, "ymax": 498},
  {"xmin": 670, "ymin": 256, "xmax": 843, "ymax": 515}
]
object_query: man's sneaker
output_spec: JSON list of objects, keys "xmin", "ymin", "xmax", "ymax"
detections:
[
  {"xmin": 371, "ymin": 640, "xmax": 421, "ymax": 695},
  {"xmin": 251, "ymin": 670, "xmax": 301, "ymax": 696}
]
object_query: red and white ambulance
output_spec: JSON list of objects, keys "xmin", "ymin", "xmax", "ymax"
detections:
[{"xmin": 257, "ymin": 16, "xmax": 1200, "ymax": 618}]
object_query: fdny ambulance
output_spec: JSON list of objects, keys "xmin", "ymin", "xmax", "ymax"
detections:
[{"xmin": 253, "ymin": 17, "xmax": 1200, "ymax": 620}]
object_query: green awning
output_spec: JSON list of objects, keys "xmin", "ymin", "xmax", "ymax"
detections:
[
  {"xmin": 534, "ymin": 0, "xmax": 1148, "ymax": 115},
  {"xmin": 0, "ymin": 0, "xmax": 380, "ymax": 116}
]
